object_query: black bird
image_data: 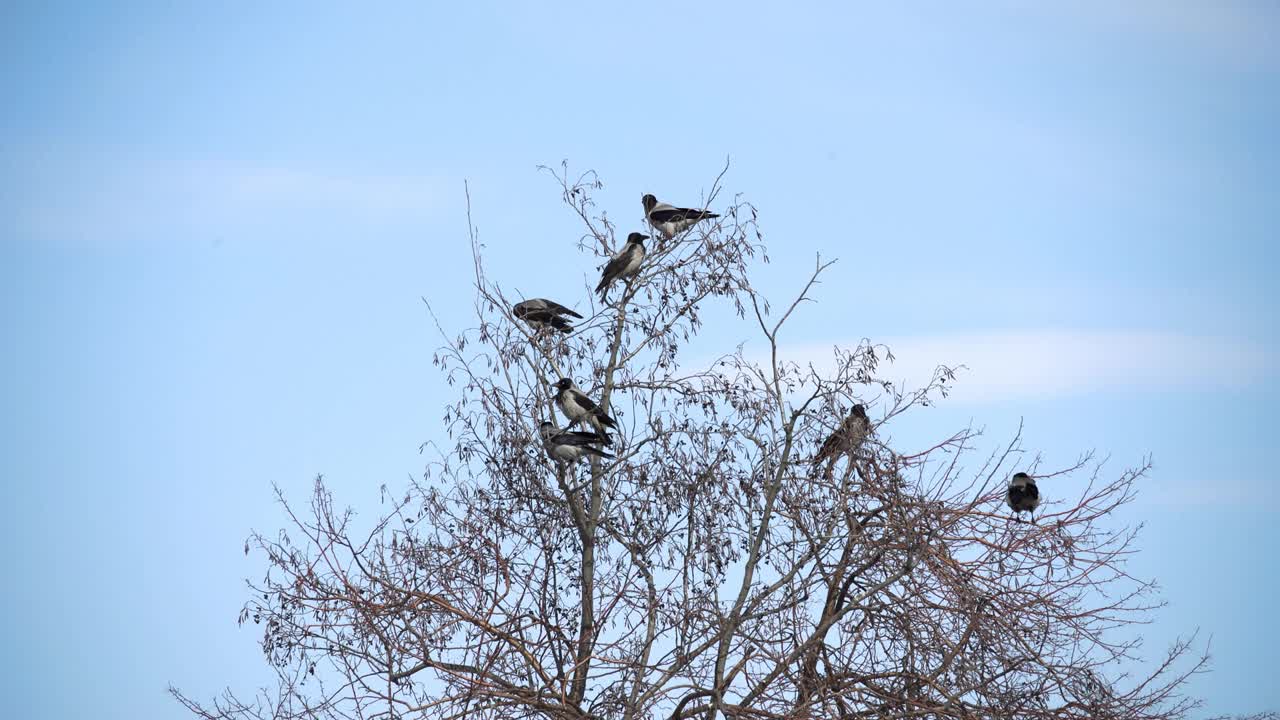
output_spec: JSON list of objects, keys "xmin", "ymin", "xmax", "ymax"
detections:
[
  {"xmin": 813, "ymin": 404, "xmax": 870, "ymax": 472},
  {"xmin": 642, "ymin": 194, "xmax": 720, "ymax": 239},
  {"xmin": 538, "ymin": 421, "xmax": 613, "ymax": 464},
  {"xmin": 1007, "ymin": 472, "xmax": 1041, "ymax": 523},
  {"xmin": 552, "ymin": 378, "xmax": 617, "ymax": 443},
  {"xmin": 512, "ymin": 298, "xmax": 583, "ymax": 334},
  {"xmin": 595, "ymin": 232, "xmax": 648, "ymax": 302}
]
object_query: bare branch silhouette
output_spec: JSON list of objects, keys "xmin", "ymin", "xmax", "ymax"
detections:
[{"xmin": 174, "ymin": 165, "xmax": 1208, "ymax": 720}]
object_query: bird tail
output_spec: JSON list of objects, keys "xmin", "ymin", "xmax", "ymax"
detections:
[
  {"xmin": 586, "ymin": 446, "xmax": 614, "ymax": 460},
  {"xmin": 808, "ymin": 449, "xmax": 836, "ymax": 480},
  {"xmin": 550, "ymin": 316, "xmax": 574, "ymax": 334},
  {"xmin": 596, "ymin": 412, "xmax": 618, "ymax": 430}
]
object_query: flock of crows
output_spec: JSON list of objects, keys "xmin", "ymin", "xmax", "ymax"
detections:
[{"xmin": 510, "ymin": 193, "xmax": 1042, "ymax": 523}]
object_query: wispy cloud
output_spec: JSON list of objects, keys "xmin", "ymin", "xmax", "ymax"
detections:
[
  {"xmin": 776, "ymin": 330, "xmax": 1272, "ymax": 404},
  {"xmin": 219, "ymin": 166, "xmax": 446, "ymax": 218},
  {"xmin": 4, "ymin": 147, "xmax": 450, "ymax": 243}
]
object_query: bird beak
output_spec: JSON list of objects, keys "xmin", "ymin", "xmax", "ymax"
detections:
[{"xmin": 639, "ymin": 234, "xmax": 650, "ymax": 240}]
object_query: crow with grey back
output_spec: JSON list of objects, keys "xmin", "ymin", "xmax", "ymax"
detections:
[
  {"xmin": 552, "ymin": 378, "xmax": 617, "ymax": 444},
  {"xmin": 642, "ymin": 193, "xmax": 720, "ymax": 239},
  {"xmin": 538, "ymin": 421, "xmax": 613, "ymax": 464},
  {"xmin": 595, "ymin": 233, "xmax": 648, "ymax": 302},
  {"xmin": 512, "ymin": 298, "xmax": 583, "ymax": 334},
  {"xmin": 813, "ymin": 404, "xmax": 870, "ymax": 476},
  {"xmin": 1007, "ymin": 472, "xmax": 1041, "ymax": 523}
]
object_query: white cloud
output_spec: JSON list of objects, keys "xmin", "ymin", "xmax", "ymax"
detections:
[
  {"xmin": 775, "ymin": 330, "xmax": 1272, "ymax": 404},
  {"xmin": 5, "ymin": 147, "xmax": 450, "ymax": 242},
  {"xmin": 219, "ymin": 166, "xmax": 446, "ymax": 218}
]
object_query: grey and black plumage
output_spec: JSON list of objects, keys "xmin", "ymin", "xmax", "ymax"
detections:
[
  {"xmin": 813, "ymin": 404, "xmax": 870, "ymax": 469},
  {"xmin": 642, "ymin": 194, "xmax": 720, "ymax": 239},
  {"xmin": 595, "ymin": 232, "xmax": 648, "ymax": 301},
  {"xmin": 538, "ymin": 421, "xmax": 613, "ymax": 464},
  {"xmin": 552, "ymin": 378, "xmax": 617, "ymax": 444},
  {"xmin": 1007, "ymin": 472, "xmax": 1040, "ymax": 522},
  {"xmin": 512, "ymin": 298, "xmax": 583, "ymax": 334}
]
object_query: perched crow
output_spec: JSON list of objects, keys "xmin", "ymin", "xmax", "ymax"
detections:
[
  {"xmin": 1007, "ymin": 472, "xmax": 1041, "ymax": 523},
  {"xmin": 512, "ymin": 298, "xmax": 583, "ymax": 334},
  {"xmin": 642, "ymin": 193, "xmax": 720, "ymax": 239},
  {"xmin": 595, "ymin": 233, "xmax": 648, "ymax": 302},
  {"xmin": 538, "ymin": 421, "xmax": 613, "ymax": 464},
  {"xmin": 813, "ymin": 404, "xmax": 870, "ymax": 472},
  {"xmin": 552, "ymin": 378, "xmax": 617, "ymax": 444}
]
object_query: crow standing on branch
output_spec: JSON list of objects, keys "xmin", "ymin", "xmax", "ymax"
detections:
[
  {"xmin": 537, "ymin": 421, "xmax": 613, "ymax": 464},
  {"xmin": 552, "ymin": 378, "xmax": 617, "ymax": 445},
  {"xmin": 642, "ymin": 193, "xmax": 719, "ymax": 240},
  {"xmin": 813, "ymin": 404, "xmax": 870, "ymax": 476},
  {"xmin": 814, "ymin": 407, "xmax": 875, "ymax": 461},
  {"xmin": 595, "ymin": 232, "xmax": 648, "ymax": 302},
  {"xmin": 1007, "ymin": 472, "xmax": 1041, "ymax": 523},
  {"xmin": 512, "ymin": 298, "xmax": 582, "ymax": 334}
]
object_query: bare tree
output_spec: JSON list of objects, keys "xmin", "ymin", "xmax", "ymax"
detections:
[{"xmin": 173, "ymin": 164, "xmax": 1210, "ymax": 720}]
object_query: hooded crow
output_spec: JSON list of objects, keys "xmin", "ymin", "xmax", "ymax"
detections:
[
  {"xmin": 595, "ymin": 233, "xmax": 648, "ymax": 302},
  {"xmin": 813, "ymin": 404, "xmax": 870, "ymax": 471},
  {"xmin": 552, "ymin": 377, "xmax": 617, "ymax": 443},
  {"xmin": 538, "ymin": 421, "xmax": 613, "ymax": 464},
  {"xmin": 1007, "ymin": 472, "xmax": 1040, "ymax": 523},
  {"xmin": 512, "ymin": 298, "xmax": 583, "ymax": 334},
  {"xmin": 642, "ymin": 194, "xmax": 720, "ymax": 239}
]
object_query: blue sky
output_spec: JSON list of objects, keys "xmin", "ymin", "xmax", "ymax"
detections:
[{"xmin": 1, "ymin": 2, "xmax": 1277, "ymax": 718}]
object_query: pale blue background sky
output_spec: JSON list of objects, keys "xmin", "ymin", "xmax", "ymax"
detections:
[{"xmin": 2, "ymin": 2, "xmax": 1277, "ymax": 718}]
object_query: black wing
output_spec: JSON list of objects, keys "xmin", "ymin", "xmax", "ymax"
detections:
[
  {"xmin": 649, "ymin": 207, "xmax": 719, "ymax": 223},
  {"xmin": 555, "ymin": 430, "xmax": 607, "ymax": 446},
  {"xmin": 543, "ymin": 315, "xmax": 573, "ymax": 333},
  {"xmin": 517, "ymin": 308, "xmax": 573, "ymax": 333},
  {"xmin": 531, "ymin": 310, "xmax": 575, "ymax": 332},
  {"xmin": 813, "ymin": 431, "xmax": 841, "ymax": 464},
  {"xmin": 596, "ymin": 255, "xmax": 626, "ymax": 293},
  {"xmin": 543, "ymin": 299, "xmax": 583, "ymax": 319},
  {"xmin": 569, "ymin": 388, "xmax": 600, "ymax": 413},
  {"xmin": 553, "ymin": 429, "xmax": 613, "ymax": 449},
  {"xmin": 575, "ymin": 389, "xmax": 619, "ymax": 430}
]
